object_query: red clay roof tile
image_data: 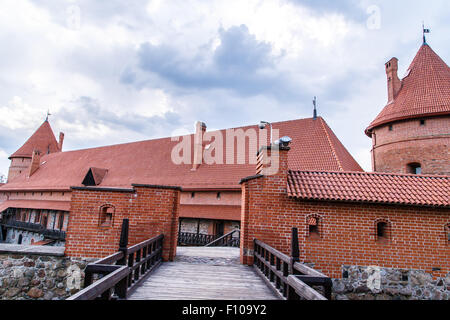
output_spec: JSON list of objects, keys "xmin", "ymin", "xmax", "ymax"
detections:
[
  {"xmin": 366, "ymin": 44, "xmax": 450, "ymax": 135},
  {"xmin": 1, "ymin": 117, "xmax": 363, "ymax": 191},
  {"xmin": 9, "ymin": 121, "xmax": 60, "ymax": 159},
  {"xmin": 287, "ymin": 170, "xmax": 450, "ymax": 207}
]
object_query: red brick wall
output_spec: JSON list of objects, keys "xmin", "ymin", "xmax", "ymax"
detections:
[
  {"xmin": 371, "ymin": 116, "xmax": 450, "ymax": 175},
  {"xmin": 65, "ymin": 185, "xmax": 180, "ymax": 261},
  {"xmin": 240, "ymin": 150, "xmax": 450, "ymax": 279}
]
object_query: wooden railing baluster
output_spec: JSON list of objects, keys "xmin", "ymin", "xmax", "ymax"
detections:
[{"xmin": 252, "ymin": 228, "xmax": 332, "ymax": 300}]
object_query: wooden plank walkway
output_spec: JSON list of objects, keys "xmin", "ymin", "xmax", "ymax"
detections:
[{"xmin": 128, "ymin": 247, "xmax": 279, "ymax": 300}]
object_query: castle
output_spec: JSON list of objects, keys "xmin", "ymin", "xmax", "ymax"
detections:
[{"xmin": 0, "ymin": 39, "xmax": 448, "ymax": 299}]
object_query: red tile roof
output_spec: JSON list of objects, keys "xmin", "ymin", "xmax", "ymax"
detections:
[
  {"xmin": 366, "ymin": 44, "xmax": 450, "ymax": 136},
  {"xmin": 0, "ymin": 200, "xmax": 71, "ymax": 213},
  {"xmin": 1, "ymin": 117, "xmax": 362, "ymax": 191},
  {"xmin": 287, "ymin": 170, "xmax": 450, "ymax": 207},
  {"xmin": 9, "ymin": 121, "xmax": 61, "ymax": 159}
]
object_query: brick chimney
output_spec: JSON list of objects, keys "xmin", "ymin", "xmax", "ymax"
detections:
[
  {"xmin": 28, "ymin": 150, "xmax": 41, "ymax": 177},
  {"xmin": 256, "ymin": 139, "xmax": 291, "ymax": 177},
  {"xmin": 58, "ymin": 132, "xmax": 65, "ymax": 151},
  {"xmin": 192, "ymin": 121, "xmax": 206, "ymax": 170},
  {"xmin": 385, "ymin": 57, "xmax": 402, "ymax": 102}
]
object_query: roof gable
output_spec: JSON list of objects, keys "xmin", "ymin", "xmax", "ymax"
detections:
[{"xmin": 366, "ymin": 44, "xmax": 450, "ymax": 135}]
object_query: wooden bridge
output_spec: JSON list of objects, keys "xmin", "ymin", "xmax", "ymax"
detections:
[
  {"xmin": 68, "ymin": 219, "xmax": 332, "ymax": 301},
  {"xmin": 129, "ymin": 247, "xmax": 276, "ymax": 300}
]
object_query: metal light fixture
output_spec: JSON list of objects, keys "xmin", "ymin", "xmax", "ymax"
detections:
[{"xmin": 259, "ymin": 121, "xmax": 273, "ymax": 145}]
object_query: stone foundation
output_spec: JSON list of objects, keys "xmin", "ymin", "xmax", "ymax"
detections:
[
  {"xmin": 0, "ymin": 245, "xmax": 94, "ymax": 300},
  {"xmin": 332, "ymin": 265, "xmax": 450, "ymax": 300}
]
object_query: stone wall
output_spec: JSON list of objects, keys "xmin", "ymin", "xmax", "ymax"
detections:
[
  {"xmin": 332, "ymin": 265, "xmax": 450, "ymax": 300},
  {"xmin": 0, "ymin": 245, "xmax": 93, "ymax": 300}
]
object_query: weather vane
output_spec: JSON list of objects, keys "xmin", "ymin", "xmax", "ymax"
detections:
[
  {"xmin": 313, "ymin": 96, "xmax": 318, "ymax": 120},
  {"xmin": 46, "ymin": 109, "xmax": 52, "ymax": 122},
  {"xmin": 422, "ymin": 22, "xmax": 430, "ymax": 44}
]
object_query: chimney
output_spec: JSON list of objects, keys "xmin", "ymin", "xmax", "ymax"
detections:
[
  {"xmin": 192, "ymin": 121, "xmax": 206, "ymax": 170},
  {"xmin": 28, "ymin": 150, "xmax": 41, "ymax": 177},
  {"xmin": 58, "ymin": 132, "xmax": 65, "ymax": 151},
  {"xmin": 385, "ymin": 57, "xmax": 401, "ymax": 102},
  {"xmin": 256, "ymin": 137, "xmax": 291, "ymax": 176}
]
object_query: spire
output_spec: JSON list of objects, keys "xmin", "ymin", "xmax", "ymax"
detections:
[
  {"xmin": 366, "ymin": 42, "xmax": 450, "ymax": 136},
  {"xmin": 9, "ymin": 121, "xmax": 61, "ymax": 159}
]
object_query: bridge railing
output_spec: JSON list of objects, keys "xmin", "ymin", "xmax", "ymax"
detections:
[
  {"xmin": 67, "ymin": 219, "xmax": 163, "ymax": 300},
  {"xmin": 253, "ymin": 228, "xmax": 332, "ymax": 300},
  {"xmin": 205, "ymin": 229, "xmax": 240, "ymax": 247},
  {"xmin": 178, "ymin": 232, "xmax": 216, "ymax": 246}
]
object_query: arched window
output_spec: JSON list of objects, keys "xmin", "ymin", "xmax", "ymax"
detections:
[
  {"xmin": 99, "ymin": 205, "xmax": 115, "ymax": 227},
  {"xmin": 375, "ymin": 219, "xmax": 391, "ymax": 242},
  {"xmin": 306, "ymin": 214, "xmax": 322, "ymax": 239},
  {"xmin": 407, "ymin": 163, "xmax": 421, "ymax": 174}
]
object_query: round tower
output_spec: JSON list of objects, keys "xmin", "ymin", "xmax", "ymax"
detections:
[{"xmin": 365, "ymin": 43, "xmax": 450, "ymax": 175}]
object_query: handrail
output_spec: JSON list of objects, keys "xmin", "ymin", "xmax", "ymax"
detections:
[
  {"xmin": 178, "ymin": 232, "xmax": 216, "ymax": 246},
  {"xmin": 67, "ymin": 266, "xmax": 129, "ymax": 300},
  {"xmin": 253, "ymin": 227, "xmax": 332, "ymax": 300},
  {"xmin": 67, "ymin": 219, "xmax": 164, "ymax": 300},
  {"xmin": 2, "ymin": 220, "xmax": 66, "ymax": 240},
  {"xmin": 205, "ymin": 229, "xmax": 240, "ymax": 247}
]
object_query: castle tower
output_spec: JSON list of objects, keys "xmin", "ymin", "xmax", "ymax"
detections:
[
  {"xmin": 365, "ymin": 42, "xmax": 450, "ymax": 175},
  {"xmin": 7, "ymin": 120, "xmax": 64, "ymax": 182}
]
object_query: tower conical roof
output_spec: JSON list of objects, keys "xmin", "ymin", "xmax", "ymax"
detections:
[
  {"xmin": 9, "ymin": 120, "xmax": 60, "ymax": 159},
  {"xmin": 366, "ymin": 44, "xmax": 450, "ymax": 136}
]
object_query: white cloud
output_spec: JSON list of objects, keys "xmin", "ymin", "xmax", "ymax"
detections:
[{"xmin": 0, "ymin": 0, "xmax": 448, "ymax": 178}]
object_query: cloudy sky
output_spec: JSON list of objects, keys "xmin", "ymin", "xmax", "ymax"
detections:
[{"xmin": 0, "ymin": 0, "xmax": 449, "ymax": 177}]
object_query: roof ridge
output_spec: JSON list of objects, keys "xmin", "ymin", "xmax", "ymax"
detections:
[{"xmin": 318, "ymin": 117, "xmax": 343, "ymax": 171}]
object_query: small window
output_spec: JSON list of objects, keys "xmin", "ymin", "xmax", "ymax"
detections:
[
  {"xmin": 191, "ymin": 192, "xmax": 195, "ymax": 198},
  {"xmin": 407, "ymin": 163, "xmax": 421, "ymax": 174},
  {"xmin": 375, "ymin": 220, "xmax": 390, "ymax": 242},
  {"xmin": 420, "ymin": 119, "xmax": 426, "ymax": 126},
  {"xmin": 446, "ymin": 225, "xmax": 450, "ymax": 243},
  {"xmin": 388, "ymin": 125, "xmax": 393, "ymax": 131},
  {"xmin": 99, "ymin": 205, "xmax": 115, "ymax": 227},
  {"xmin": 307, "ymin": 216, "xmax": 320, "ymax": 238},
  {"xmin": 377, "ymin": 222, "xmax": 387, "ymax": 238},
  {"xmin": 217, "ymin": 192, "xmax": 221, "ymax": 200}
]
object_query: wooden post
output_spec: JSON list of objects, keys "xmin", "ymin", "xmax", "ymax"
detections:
[
  {"xmin": 117, "ymin": 219, "xmax": 129, "ymax": 265},
  {"xmin": 291, "ymin": 227, "xmax": 300, "ymax": 262},
  {"xmin": 289, "ymin": 227, "xmax": 300, "ymax": 275},
  {"xmin": 116, "ymin": 219, "xmax": 129, "ymax": 299}
]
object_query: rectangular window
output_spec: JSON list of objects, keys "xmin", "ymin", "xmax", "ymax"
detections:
[
  {"xmin": 308, "ymin": 217, "xmax": 320, "ymax": 238},
  {"xmin": 35, "ymin": 211, "xmax": 41, "ymax": 224},
  {"xmin": 58, "ymin": 212, "xmax": 64, "ymax": 230}
]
